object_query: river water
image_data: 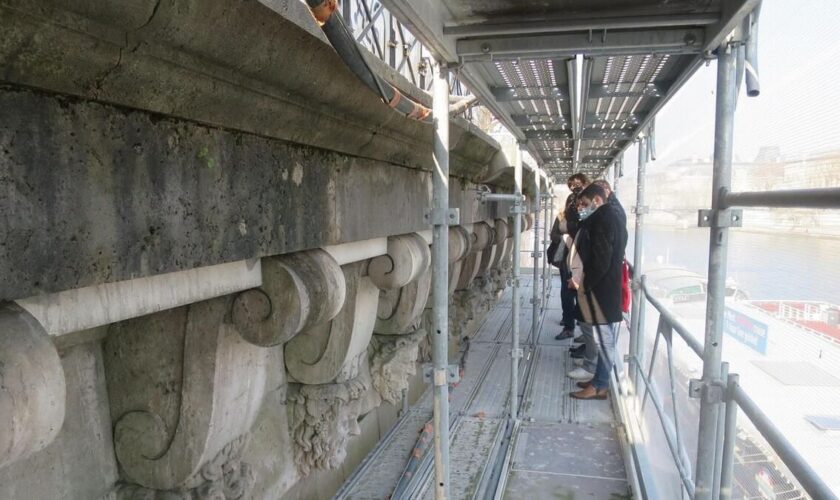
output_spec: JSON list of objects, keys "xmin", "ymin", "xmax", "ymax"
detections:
[{"xmin": 630, "ymin": 226, "xmax": 840, "ymax": 303}]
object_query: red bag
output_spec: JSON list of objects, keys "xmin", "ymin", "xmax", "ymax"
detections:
[{"xmin": 621, "ymin": 259, "xmax": 631, "ymax": 313}]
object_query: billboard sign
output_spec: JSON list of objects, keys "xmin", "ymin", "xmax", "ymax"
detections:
[{"xmin": 724, "ymin": 307, "xmax": 769, "ymax": 354}]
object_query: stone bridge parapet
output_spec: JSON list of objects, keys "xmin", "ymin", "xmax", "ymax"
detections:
[{"xmin": 0, "ymin": 0, "xmax": 548, "ymax": 498}]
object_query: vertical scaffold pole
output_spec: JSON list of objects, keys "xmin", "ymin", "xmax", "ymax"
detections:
[
  {"xmin": 431, "ymin": 60, "xmax": 451, "ymax": 500},
  {"xmin": 695, "ymin": 42, "xmax": 738, "ymax": 500},
  {"xmin": 532, "ymin": 171, "xmax": 541, "ymax": 346},
  {"xmin": 629, "ymin": 138, "xmax": 647, "ymax": 387},
  {"xmin": 712, "ymin": 362, "xmax": 730, "ymax": 499},
  {"xmin": 719, "ymin": 372, "xmax": 740, "ymax": 500},
  {"xmin": 541, "ymin": 189, "xmax": 551, "ymax": 310},
  {"xmin": 510, "ymin": 144, "xmax": 524, "ymax": 423}
]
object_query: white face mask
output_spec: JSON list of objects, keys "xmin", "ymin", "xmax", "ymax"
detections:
[{"xmin": 578, "ymin": 205, "xmax": 595, "ymax": 220}]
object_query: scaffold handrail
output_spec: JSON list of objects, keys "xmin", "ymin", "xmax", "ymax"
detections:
[
  {"xmin": 640, "ymin": 275, "xmax": 704, "ymax": 358},
  {"xmin": 633, "ymin": 273, "xmax": 839, "ymax": 500},
  {"xmin": 628, "ymin": 309, "xmax": 697, "ymax": 497},
  {"xmin": 730, "ymin": 383, "xmax": 839, "ymax": 500}
]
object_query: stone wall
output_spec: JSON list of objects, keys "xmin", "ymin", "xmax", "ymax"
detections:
[
  {"xmin": 0, "ymin": 226, "xmax": 520, "ymax": 499},
  {"xmin": 0, "ymin": 0, "xmax": 545, "ymax": 498}
]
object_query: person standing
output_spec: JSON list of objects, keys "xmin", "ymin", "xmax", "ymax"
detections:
[
  {"xmin": 552, "ymin": 173, "xmax": 590, "ymax": 341},
  {"xmin": 566, "ymin": 183, "xmax": 628, "ymax": 400}
]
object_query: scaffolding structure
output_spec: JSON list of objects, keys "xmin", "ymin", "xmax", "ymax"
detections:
[{"xmin": 323, "ymin": 0, "xmax": 839, "ymax": 498}]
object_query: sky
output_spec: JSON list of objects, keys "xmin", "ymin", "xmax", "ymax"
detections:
[{"xmin": 621, "ymin": 0, "xmax": 840, "ymax": 176}]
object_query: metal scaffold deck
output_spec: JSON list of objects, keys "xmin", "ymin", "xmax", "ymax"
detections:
[{"xmin": 336, "ymin": 275, "xmax": 631, "ymax": 499}]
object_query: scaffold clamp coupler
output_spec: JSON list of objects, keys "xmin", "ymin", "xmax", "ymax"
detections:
[
  {"xmin": 689, "ymin": 378, "xmax": 724, "ymax": 403},
  {"xmin": 511, "ymin": 348, "xmax": 523, "ymax": 359},
  {"xmin": 697, "ymin": 208, "xmax": 743, "ymax": 228},
  {"xmin": 631, "ymin": 206, "xmax": 650, "ymax": 215},
  {"xmin": 423, "ymin": 364, "xmax": 461, "ymax": 385},
  {"xmin": 531, "ymin": 251, "xmax": 543, "ymax": 259},
  {"xmin": 424, "ymin": 207, "xmax": 460, "ymax": 226}
]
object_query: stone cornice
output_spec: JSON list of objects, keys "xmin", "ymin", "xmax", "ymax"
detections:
[{"xmin": 0, "ymin": 0, "xmax": 515, "ymax": 185}]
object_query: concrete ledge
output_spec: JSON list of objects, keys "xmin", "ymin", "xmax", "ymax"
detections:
[{"xmin": 0, "ymin": 86, "xmax": 512, "ymax": 300}]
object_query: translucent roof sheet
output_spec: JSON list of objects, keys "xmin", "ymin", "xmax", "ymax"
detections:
[{"xmin": 381, "ymin": 0, "xmax": 759, "ymax": 181}]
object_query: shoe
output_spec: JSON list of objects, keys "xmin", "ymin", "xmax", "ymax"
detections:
[
  {"xmin": 573, "ymin": 358, "xmax": 584, "ymax": 367},
  {"xmin": 576, "ymin": 380, "xmax": 593, "ymax": 389},
  {"xmin": 554, "ymin": 329, "xmax": 575, "ymax": 341},
  {"xmin": 570, "ymin": 344, "xmax": 585, "ymax": 354},
  {"xmin": 570, "ymin": 386, "xmax": 607, "ymax": 400},
  {"xmin": 567, "ymin": 367, "xmax": 594, "ymax": 381}
]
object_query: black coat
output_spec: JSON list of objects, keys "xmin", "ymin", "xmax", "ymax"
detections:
[
  {"xmin": 563, "ymin": 192, "xmax": 581, "ymax": 239},
  {"xmin": 575, "ymin": 202, "xmax": 628, "ymax": 324},
  {"xmin": 609, "ymin": 193, "xmax": 627, "ymax": 229},
  {"xmin": 546, "ymin": 192, "xmax": 581, "ymax": 271}
]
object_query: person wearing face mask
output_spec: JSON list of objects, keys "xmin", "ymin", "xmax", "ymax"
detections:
[
  {"xmin": 593, "ymin": 178, "xmax": 631, "ymax": 317},
  {"xmin": 564, "ymin": 183, "xmax": 628, "ymax": 400},
  {"xmin": 548, "ymin": 173, "xmax": 590, "ymax": 341}
]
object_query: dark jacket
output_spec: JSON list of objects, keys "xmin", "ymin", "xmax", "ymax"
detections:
[
  {"xmin": 608, "ymin": 193, "xmax": 627, "ymax": 229},
  {"xmin": 546, "ymin": 218, "xmax": 561, "ymax": 268},
  {"xmin": 575, "ymin": 202, "xmax": 628, "ymax": 324},
  {"xmin": 563, "ymin": 192, "xmax": 582, "ymax": 239},
  {"xmin": 546, "ymin": 192, "xmax": 581, "ymax": 271}
]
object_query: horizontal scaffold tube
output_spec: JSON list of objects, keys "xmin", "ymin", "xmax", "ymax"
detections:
[
  {"xmin": 305, "ymin": 0, "xmax": 432, "ymax": 122},
  {"xmin": 478, "ymin": 193, "xmax": 526, "ymax": 203},
  {"xmin": 722, "ymin": 187, "xmax": 840, "ymax": 209}
]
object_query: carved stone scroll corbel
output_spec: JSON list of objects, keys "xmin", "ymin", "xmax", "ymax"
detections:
[
  {"xmin": 489, "ymin": 218, "xmax": 511, "ymax": 270},
  {"xmin": 368, "ymin": 233, "xmax": 430, "ymax": 290},
  {"xmin": 285, "ymin": 261, "xmax": 378, "ymax": 385},
  {"xmin": 476, "ymin": 222, "xmax": 498, "ymax": 279},
  {"xmin": 455, "ymin": 221, "xmax": 494, "ymax": 291},
  {"xmin": 0, "ymin": 303, "xmax": 66, "ymax": 469},
  {"xmin": 115, "ymin": 434, "xmax": 254, "ymax": 499},
  {"xmin": 448, "ymin": 226, "xmax": 471, "ymax": 294},
  {"xmin": 105, "ymin": 297, "xmax": 270, "ymax": 493},
  {"xmin": 372, "ymin": 233, "xmax": 432, "ymax": 335},
  {"xmin": 498, "ymin": 217, "xmax": 517, "ymax": 269},
  {"xmin": 232, "ymin": 249, "xmax": 345, "ymax": 347},
  {"xmin": 523, "ymin": 212, "xmax": 534, "ymax": 231}
]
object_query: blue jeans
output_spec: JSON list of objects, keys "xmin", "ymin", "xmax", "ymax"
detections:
[
  {"xmin": 592, "ymin": 322, "xmax": 619, "ymax": 390},
  {"xmin": 560, "ymin": 269, "xmax": 577, "ymax": 329},
  {"xmin": 578, "ymin": 323, "xmax": 598, "ymax": 374}
]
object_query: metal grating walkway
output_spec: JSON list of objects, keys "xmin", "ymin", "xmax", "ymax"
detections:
[{"xmin": 336, "ymin": 274, "xmax": 629, "ymax": 499}]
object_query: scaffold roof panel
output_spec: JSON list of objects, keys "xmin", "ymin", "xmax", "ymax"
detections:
[{"xmin": 380, "ymin": 0, "xmax": 759, "ymax": 181}]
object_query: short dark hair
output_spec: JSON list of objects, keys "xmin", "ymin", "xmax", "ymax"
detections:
[
  {"xmin": 593, "ymin": 179, "xmax": 611, "ymax": 192},
  {"xmin": 579, "ymin": 183, "xmax": 607, "ymax": 202},
  {"xmin": 567, "ymin": 173, "xmax": 590, "ymax": 185}
]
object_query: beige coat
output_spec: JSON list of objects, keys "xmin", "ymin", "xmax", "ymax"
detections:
[{"xmin": 566, "ymin": 231, "xmax": 609, "ymax": 325}]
